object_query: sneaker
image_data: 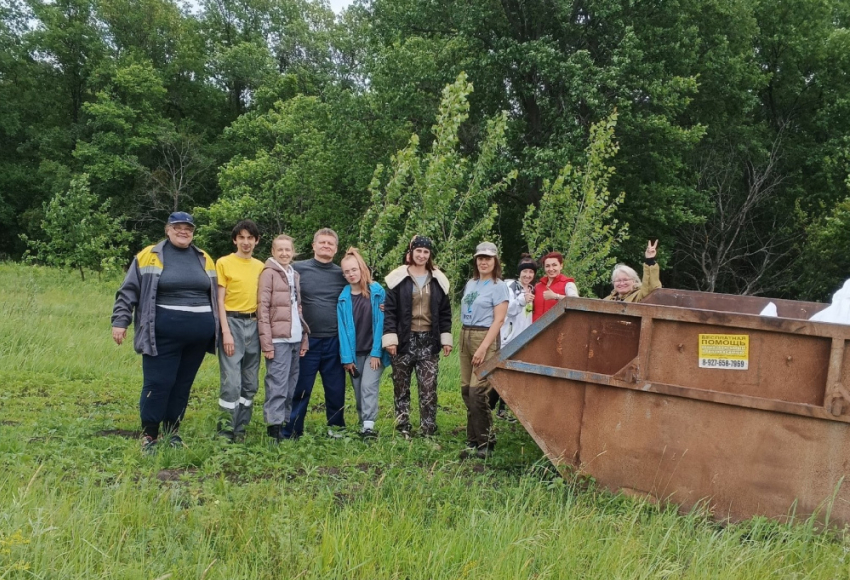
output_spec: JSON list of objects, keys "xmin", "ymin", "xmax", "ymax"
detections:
[
  {"xmin": 140, "ymin": 435, "xmax": 157, "ymax": 455},
  {"xmin": 327, "ymin": 427, "xmax": 346, "ymax": 439},
  {"xmin": 167, "ymin": 434, "xmax": 185, "ymax": 449},
  {"xmin": 360, "ymin": 428, "xmax": 378, "ymax": 440}
]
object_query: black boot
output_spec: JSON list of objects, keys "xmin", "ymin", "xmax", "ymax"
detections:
[{"xmin": 267, "ymin": 424, "xmax": 282, "ymax": 443}]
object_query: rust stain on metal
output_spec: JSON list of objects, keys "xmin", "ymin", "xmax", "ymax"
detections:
[{"xmin": 484, "ymin": 289, "xmax": 850, "ymax": 526}]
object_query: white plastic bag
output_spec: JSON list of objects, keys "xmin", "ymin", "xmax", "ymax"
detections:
[{"xmin": 809, "ymin": 280, "xmax": 850, "ymax": 325}]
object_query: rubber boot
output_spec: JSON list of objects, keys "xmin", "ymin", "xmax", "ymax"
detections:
[{"xmin": 267, "ymin": 424, "xmax": 282, "ymax": 443}]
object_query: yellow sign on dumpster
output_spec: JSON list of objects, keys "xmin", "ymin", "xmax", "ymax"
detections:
[{"xmin": 698, "ymin": 334, "xmax": 749, "ymax": 370}]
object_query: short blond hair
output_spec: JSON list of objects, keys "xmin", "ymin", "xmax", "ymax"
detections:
[
  {"xmin": 313, "ymin": 228, "xmax": 339, "ymax": 245},
  {"xmin": 611, "ymin": 263, "xmax": 641, "ymax": 290}
]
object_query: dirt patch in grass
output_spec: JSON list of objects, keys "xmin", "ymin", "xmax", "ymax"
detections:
[
  {"xmin": 355, "ymin": 462, "xmax": 383, "ymax": 476},
  {"xmin": 98, "ymin": 429, "xmax": 138, "ymax": 439},
  {"xmin": 157, "ymin": 467, "xmax": 199, "ymax": 482},
  {"xmin": 333, "ymin": 485, "xmax": 364, "ymax": 508},
  {"xmin": 90, "ymin": 400, "xmax": 115, "ymax": 407},
  {"xmin": 1, "ymin": 420, "xmax": 20, "ymax": 426}
]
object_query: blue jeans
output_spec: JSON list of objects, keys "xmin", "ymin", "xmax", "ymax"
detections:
[{"xmin": 282, "ymin": 336, "xmax": 346, "ymax": 437}]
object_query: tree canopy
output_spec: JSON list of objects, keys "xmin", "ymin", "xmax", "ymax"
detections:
[{"xmin": 3, "ymin": 0, "xmax": 849, "ymax": 299}]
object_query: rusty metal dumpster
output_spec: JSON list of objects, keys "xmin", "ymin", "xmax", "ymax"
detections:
[{"xmin": 479, "ymin": 288, "xmax": 850, "ymax": 524}]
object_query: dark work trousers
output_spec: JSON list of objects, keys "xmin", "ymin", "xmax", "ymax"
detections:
[
  {"xmin": 281, "ymin": 336, "xmax": 346, "ymax": 437},
  {"xmin": 488, "ymin": 389, "xmax": 506, "ymax": 412},
  {"xmin": 140, "ymin": 308, "xmax": 215, "ymax": 439}
]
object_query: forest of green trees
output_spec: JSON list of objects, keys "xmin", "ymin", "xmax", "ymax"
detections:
[{"xmin": 2, "ymin": 0, "xmax": 850, "ymax": 299}]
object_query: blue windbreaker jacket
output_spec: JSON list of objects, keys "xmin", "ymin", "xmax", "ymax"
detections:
[{"xmin": 337, "ymin": 282, "xmax": 392, "ymax": 368}]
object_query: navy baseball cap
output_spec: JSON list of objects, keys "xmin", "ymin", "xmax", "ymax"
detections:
[{"xmin": 167, "ymin": 211, "xmax": 195, "ymax": 227}]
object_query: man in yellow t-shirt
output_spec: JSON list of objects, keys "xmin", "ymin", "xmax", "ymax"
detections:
[{"xmin": 216, "ymin": 219, "xmax": 265, "ymax": 442}]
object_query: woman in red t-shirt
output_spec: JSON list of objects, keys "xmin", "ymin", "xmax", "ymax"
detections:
[{"xmin": 532, "ymin": 252, "xmax": 579, "ymax": 322}]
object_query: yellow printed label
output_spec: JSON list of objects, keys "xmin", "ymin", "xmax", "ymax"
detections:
[{"xmin": 698, "ymin": 334, "xmax": 749, "ymax": 370}]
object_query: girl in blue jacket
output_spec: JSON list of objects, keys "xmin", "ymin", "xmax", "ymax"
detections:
[{"xmin": 337, "ymin": 248, "xmax": 392, "ymax": 438}]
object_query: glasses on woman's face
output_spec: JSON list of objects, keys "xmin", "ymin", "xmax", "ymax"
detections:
[
  {"xmin": 613, "ymin": 277, "xmax": 633, "ymax": 285},
  {"xmin": 171, "ymin": 224, "xmax": 194, "ymax": 233}
]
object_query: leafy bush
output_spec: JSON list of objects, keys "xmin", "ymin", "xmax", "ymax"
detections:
[{"xmin": 22, "ymin": 174, "xmax": 130, "ymax": 280}]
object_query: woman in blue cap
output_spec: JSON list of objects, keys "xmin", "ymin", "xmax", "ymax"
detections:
[{"xmin": 111, "ymin": 212, "xmax": 219, "ymax": 454}]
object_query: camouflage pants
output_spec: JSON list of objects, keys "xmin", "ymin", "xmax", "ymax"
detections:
[{"xmin": 391, "ymin": 332, "xmax": 439, "ymax": 435}]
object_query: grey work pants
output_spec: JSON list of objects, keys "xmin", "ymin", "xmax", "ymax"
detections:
[
  {"xmin": 264, "ymin": 342, "xmax": 301, "ymax": 426},
  {"xmin": 350, "ymin": 354, "xmax": 385, "ymax": 427},
  {"xmin": 218, "ymin": 316, "xmax": 261, "ymax": 436}
]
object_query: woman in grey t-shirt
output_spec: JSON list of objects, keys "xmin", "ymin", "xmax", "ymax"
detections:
[{"xmin": 458, "ymin": 242, "xmax": 509, "ymax": 459}]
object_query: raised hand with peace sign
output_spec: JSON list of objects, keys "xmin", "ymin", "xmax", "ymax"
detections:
[{"xmin": 645, "ymin": 239, "xmax": 658, "ymax": 260}]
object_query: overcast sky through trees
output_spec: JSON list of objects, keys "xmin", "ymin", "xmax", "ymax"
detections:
[{"xmin": 329, "ymin": 0, "xmax": 351, "ymax": 13}]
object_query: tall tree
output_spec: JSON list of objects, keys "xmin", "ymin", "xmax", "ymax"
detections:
[
  {"xmin": 360, "ymin": 73, "xmax": 516, "ymax": 290},
  {"xmin": 523, "ymin": 112, "xmax": 628, "ymax": 291}
]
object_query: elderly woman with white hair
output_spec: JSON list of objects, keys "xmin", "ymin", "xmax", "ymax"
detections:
[{"xmin": 604, "ymin": 240, "xmax": 662, "ymax": 303}]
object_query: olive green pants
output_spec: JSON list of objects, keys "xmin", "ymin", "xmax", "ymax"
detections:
[{"xmin": 459, "ymin": 327, "xmax": 499, "ymax": 449}]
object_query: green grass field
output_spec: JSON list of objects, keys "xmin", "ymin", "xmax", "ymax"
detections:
[{"xmin": 1, "ymin": 262, "xmax": 848, "ymax": 579}]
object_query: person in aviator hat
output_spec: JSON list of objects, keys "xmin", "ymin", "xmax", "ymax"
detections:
[
  {"xmin": 383, "ymin": 235, "xmax": 453, "ymax": 438},
  {"xmin": 111, "ymin": 211, "xmax": 219, "ymax": 454},
  {"xmin": 458, "ymin": 241, "xmax": 510, "ymax": 459}
]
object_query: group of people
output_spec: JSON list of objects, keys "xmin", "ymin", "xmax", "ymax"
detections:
[{"xmin": 110, "ymin": 212, "xmax": 662, "ymax": 459}]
